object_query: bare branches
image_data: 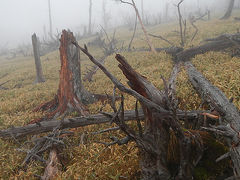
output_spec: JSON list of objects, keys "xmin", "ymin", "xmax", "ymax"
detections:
[
  {"xmin": 117, "ymin": 0, "xmax": 156, "ymax": 53},
  {"xmin": 176, "ymin": 0, "xmax": 185, "ymax": 47},
  {"xmin": 149, "ymin": 33, "xmax": 174, "ymax": 46}
]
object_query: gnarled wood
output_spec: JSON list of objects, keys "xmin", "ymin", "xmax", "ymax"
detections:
[
  {"xmin": 185, "ymin": 62, "xmax": 240, "ymax": 178},
  {"xmin": 31, "ymin": 30, "xmax": 96, "ymax": 123}
]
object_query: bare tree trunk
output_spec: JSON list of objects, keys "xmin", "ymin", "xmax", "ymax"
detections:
[
  {"xmin": 221, "ymin": 0, "xmax": 235, "ymax": 19},
  {"xmin": 102, "ymin": 0, "xmax": 108, "ymax": 30},
  {"xmin": 141, "ymin": 0, "xmax": 144, "ymax": 24},
  {"xmin": 48, "ymin": 0, "xmax": 53, "ymax": 38},
  {"xmin": 88, "ymin": 0, "xmax": 92, "ymax": 35},
  {"xmin": 32, "ymin": 33, "xmax": 45, "ymax": 83}
]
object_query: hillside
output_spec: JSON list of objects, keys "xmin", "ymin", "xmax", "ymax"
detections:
[{"xmin": 0, "ymin": 15, "xmax": 240, "ymax": 179}]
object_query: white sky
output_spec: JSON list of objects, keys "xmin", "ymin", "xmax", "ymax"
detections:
[{"xmin": 0, "ymin": 0, "xmax": 228, "ymax": 47}]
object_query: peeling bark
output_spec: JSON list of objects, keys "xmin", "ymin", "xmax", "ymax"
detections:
[{"xmin": 31, "ymin": 30, "xmax": 96, "ymax": 123}]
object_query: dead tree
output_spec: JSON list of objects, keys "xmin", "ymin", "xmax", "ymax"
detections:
[
  {"xmin": 176, "ymin": 0, "xmax": 186, "ymax": 47},
  {"xmin": 31, "ymin": 30, "xmax": 96, "ymax": 123},
  {"xmin": 117, "ymin": 0, "xmax": 157, "ymax": 53},
  {"xmin": 75, "ymin": 41, "xmax": 207, "ymax": 179},
  {"xmin": 32, "ymin": 33, "xmax": 45, "ymax": 83},
  {"xmin": 48, "ymin": 0, "xmax": 53, "ymax": 38},
  {"xmin": 128, "ymin": 12, "xmax": 137, "ymax": 51},
  {"xmin": 221, "ymin": 0, "xmax": 235, "ymax": 20},
  {"xmin": 88, "ymin": 0, "xmax": 92, "ymax": 35}
]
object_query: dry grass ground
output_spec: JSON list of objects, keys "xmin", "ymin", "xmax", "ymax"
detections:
[{"xmin": 0, "ymin": 13, "xmax": 240, "ymax": 179}]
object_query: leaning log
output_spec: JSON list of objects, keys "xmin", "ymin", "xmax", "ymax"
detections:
[{"xmin": 185, "ymin": 61, "xmax": 240, "ymax": 178}]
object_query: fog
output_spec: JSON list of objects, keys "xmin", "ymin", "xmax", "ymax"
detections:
[{"xmin": 0, "ymin": 0, "xmax": 230, "ymax": 48}]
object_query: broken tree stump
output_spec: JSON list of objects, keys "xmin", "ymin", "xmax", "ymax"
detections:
[
  {"xmin": 32, "ymin": 33, "xmax": 45, "ymax": 83},
  {"xmin": 31, "ymin": 30, "xmax": 96, "ymax": 123}
]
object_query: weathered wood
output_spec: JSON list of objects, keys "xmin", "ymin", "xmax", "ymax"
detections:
[
  {"xmin": 0, "ymin": 110, "xmax": 144, "ymax": 138},
  {"xmin": 31, "ymin": 30, "xmax": 96, "ymax": 123},
  {"xmin": 32, "ymin": 33, "xmax": 45, "ymax": 83},
  {"xmin": 41, "ymin": 148, "xmax": 61, "ymax": 180},
  {"xmin": 0, "ymin": 109, "xmax": 202, "ymax": 139},
  {"xmin": 185, "ymin": 61, "xmax": 240, "ymax": 178},
  {"xmin": 176, "ymin": 33, "xmax": 240, "ymax": 61}
]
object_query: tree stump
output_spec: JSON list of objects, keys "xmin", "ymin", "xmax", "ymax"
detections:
[{"xmin": 31, "ymin": 30, "xmax": 96, "ymax": 123}]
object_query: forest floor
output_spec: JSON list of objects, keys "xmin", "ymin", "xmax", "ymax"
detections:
[{"xmin": 0, "ymin": 12, "xmax": 240, "ymax": 179}]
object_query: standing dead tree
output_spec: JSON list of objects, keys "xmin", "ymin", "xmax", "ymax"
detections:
[
  {"xmin": 221, "ymin": 0, "xmax": 235, "ymax": 20},
  {"xmin": 116, "ymin": 0, "xmax": 157, "ymax": 53},
  {"xmin": 176, "ymin": 0, "xmax": 186, "ymax": 47},
  {"xmin": 32, "ymin": 33, "xmax": 45, "ymax": 83},
  {"xmin": 88, "ymin": 0, "xmax": 92, "ymax": 35},
  {"xmin": 128, "ymin": 12, "xmax": 137, "ymax": 51},
  {"xmin": 30, "ymin": 30, "xmax": 97, "ymax": 123}
]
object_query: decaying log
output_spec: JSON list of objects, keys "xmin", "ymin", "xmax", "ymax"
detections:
[
  {"xmin": 185, "ymin": 62, "xmax": 240, "ymax": 178},
  {"xmin": 0, "ymin": 109, "xmax": 202, "ymax": 139},
  {"xmin": 176, "ymin": 33, "xmax": 240, "ymax": 61},
  {"xmin": 0, "ymin": 110, "xmax": 144, "ymax": 139}
]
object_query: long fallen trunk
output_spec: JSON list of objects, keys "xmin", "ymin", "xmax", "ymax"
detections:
[
  {"xmin": 185, "ymin": 61, "xmax": 240, "ymax": 178},
  {"xmin": 177, "ymin": 33, "xmax": 240, "ymax": 61},
  {"xmin": 0, "ymin": 110, "xmax": 144, "ymax": 139},
  {"xmin": 0, "ymin": 109, "xmax": 201, "ymax": 139}
]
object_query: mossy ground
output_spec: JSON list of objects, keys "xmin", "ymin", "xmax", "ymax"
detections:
[{"xmin": 0, "ymin": 12, "xmax": 240, "ymax": 179}]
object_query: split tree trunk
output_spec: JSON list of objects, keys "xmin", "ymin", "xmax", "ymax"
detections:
[
  {"xmin": 221, "ymin": 0, "xmax": 235, "ymax": 20},
  {"xmin": 31, "ymin": 30, "xmax": 95, "ymax": 123},
  {"xmin": 32, "ymin": 33, "xmax": 45, "ymax": 83}
]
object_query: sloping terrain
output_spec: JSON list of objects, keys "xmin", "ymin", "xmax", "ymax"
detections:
[{"xmin": 0, "ymin": 16, "xmax": 240, "ymax": 179}]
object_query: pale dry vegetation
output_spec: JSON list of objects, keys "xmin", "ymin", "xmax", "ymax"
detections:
[{"xmin": 0, "ymin": 15, "xmax": 240, "ymax": 179}]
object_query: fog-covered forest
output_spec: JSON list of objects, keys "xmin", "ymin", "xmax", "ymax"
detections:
[{"xmin": 0, "ymin": 0, "xmax": 240, "ymax": 179}]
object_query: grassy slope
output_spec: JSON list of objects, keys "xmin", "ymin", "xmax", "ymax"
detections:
[{"xmin": 0, "ymin": 14, "xmax": 240, "ymax": 179}]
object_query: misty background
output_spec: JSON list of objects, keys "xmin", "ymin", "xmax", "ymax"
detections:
[{"xmin": 0, "ymin": 0, "xmax": 237, "ymax": 48}]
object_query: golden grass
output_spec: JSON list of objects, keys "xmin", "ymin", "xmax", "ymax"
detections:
[{"xmin": 0, "ymin": 15, "xmax": 240, "ymax": 179}]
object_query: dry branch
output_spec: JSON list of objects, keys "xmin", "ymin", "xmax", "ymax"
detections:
[{"xmin": 0, "ymin": 110, "xmax": 144, "ymax": 138}]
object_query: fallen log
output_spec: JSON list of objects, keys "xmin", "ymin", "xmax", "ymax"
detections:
[
  {"xmin": 185, "ymin": 61, "xmax": 240, "ymax": 178},
  {"xmin": 0, "ymin": 109, "xmax": 203, "ymax": 139},
  {"xmin": 0, "ymin": 110, "xmax": 144, "ymax": 138},
  {"xmin": 176, "ymin": 33, "xmax": 240, "ymax": 61}
]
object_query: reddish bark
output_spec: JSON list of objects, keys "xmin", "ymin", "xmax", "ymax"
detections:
[{"xmin": 30, "ymin": 30, "xmax": 95, "ymax": 124}]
